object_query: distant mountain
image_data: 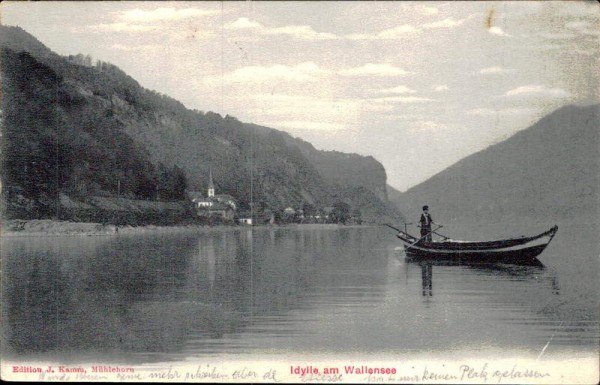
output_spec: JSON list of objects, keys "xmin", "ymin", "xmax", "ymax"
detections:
[
  {"xmin": 387, "ymin": 184, "xmax": 403, "ymax": 205},
  {"xmin": 396, "ymin": 104, "xmax": 599, "ymax": 226},
  {"xmin": 0, "ymin": 25, "xmax": 402, "ymax": 222},
  {"xmin": 287, "ymin": 136, "xmax": 389, "ymax": 202},
  {"xmin": 280, "ymin": 133, "xmax": 394, "ymax": 219}
]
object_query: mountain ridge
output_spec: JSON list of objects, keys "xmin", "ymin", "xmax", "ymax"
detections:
[
  {"xmin": 0, "ymin": 25, "xmax": 402, "ymax": 222},
  {"xmin": 393, "ymin": 103, "xmax": 599, "ymax": 228}
]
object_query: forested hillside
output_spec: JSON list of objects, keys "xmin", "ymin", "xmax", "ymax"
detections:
[
  {"xmin": 1, "ymin": 49, "xmax": 186, "ymax": 219},
  {"xmin": 0, "ymin": 25, "xmax": 402, "ymax": 223}
]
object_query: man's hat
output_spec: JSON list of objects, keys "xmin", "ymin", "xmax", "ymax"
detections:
[{"xmin": 422, "ymin": 205, "xmax": 429, "ymax": 211}]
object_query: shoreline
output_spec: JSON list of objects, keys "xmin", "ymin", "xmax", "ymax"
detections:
[
  {"xmin": 2, "ymin": 217, "xmax": 594, "ymax": 239},
  {"xmin": 1, "ymin": 219, "xmax": 374, "ymax": 238}
]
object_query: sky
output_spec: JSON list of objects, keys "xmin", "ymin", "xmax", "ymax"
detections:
[{"xmin": 2, "ymin": 1, "xmax": 598, "ymax": 191}]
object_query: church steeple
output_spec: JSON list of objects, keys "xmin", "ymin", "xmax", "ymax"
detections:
[{"xmin": 207, "ymin": 168, "xmax": 215, "ymax": 197}]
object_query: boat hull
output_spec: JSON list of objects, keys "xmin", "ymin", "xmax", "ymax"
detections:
[
  {"xmin": 398, "ymin": 225, "xmax": 558, "ymax": 265},
  {"xmin": 404, "ymin": 244, "xmax": 548, "ymax": 264}
]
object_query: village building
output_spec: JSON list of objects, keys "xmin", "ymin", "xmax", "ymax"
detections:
[
  {"xmin": 188, "ymin": 169, "xmax": 237, "ymax": 221},
  {"xmin": 187, "ymin": 191, "xmax": 205, "ymax": 206},
  {"xmin": 237, "ymin": 208, "xmax": 275, "ymax": 226},
  {"xmin": 203, "ymin": 202, "xmax": 235, "ymax": 221},
  {"xmin": 237, "ymin": 211, "xmax": 253, "ymax": 225},
  {"xmin": 322, "ymin": 206, "xmax": 335, "ymax": 222}
]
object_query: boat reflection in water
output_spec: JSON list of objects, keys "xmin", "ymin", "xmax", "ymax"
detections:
[
  {"xmin": 406, "ymin": 256, "xmax": 560, "ymax": 298},
  {"xmin": 421, "ymin": 263, "xmax": 433, "ymax": 297}
]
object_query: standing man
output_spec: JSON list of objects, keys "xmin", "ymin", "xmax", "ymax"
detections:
[{"xmin": 419, "ymin": 205, "xmax": 434, "ymax": 242}]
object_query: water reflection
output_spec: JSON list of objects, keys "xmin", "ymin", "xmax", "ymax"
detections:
[
  {"xmin": 409, "ymin": 258, "xmax": 560, "ymax": 299},
  {"xmin": 421, "ymin": 263, "xmax": 433, "ymax": 297},
  {"xmin": 2, "ymin": 227, "xmax": 392, "ymax": 361},
  {"xmin": 1, "ymin": 226, "xmax": 597, "ymax": 363},
  {"xmin": 2, "ymin": 235, "xmax": 201, "ymax": 358}
]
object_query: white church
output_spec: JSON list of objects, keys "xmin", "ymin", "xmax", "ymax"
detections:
[{"xmin": 188, "ymin": 169, "xmax": 237, "ymax": 220}]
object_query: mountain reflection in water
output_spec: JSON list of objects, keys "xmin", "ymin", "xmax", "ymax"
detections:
[{"xmin": 1, "ymin": 226, "xmax": 597, "ymax": 363}]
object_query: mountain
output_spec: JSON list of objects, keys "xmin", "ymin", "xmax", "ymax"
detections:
[
  {"xmin": 396, "ymin": 104, "xmax": 599, "ymax": 227},
  {"xmin": 0, "ymin": 25, "xmax": 402, "ymax": 223},
  {"xmin": 0, "ymin": 48, "xmax": 188, "ymax": 220},
  {"xmin": 283, "ymin": 135, "xmax": 389, "ymax": 202},
  {"xmin": 386, "ymin": 184, "xmax": 403, "ymax": 205}
]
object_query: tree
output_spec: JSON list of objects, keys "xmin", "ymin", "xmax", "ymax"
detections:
[
  {"xmin": 157, "ymin": 164, "xmax": 188, "ymax": 201},
  {"xmin": 171, "ymin": 165, "xmax": 187, "ymax": 200},
  {"xmin": 331, "ymin": 202, "xmax": 351, "ymax": 224},
  {"xmin": 351, "ymin": 208, "xmax": 362, "ymax": 224},
  {"xmin": 302, "ymin": 203, "xmax": 316, "ymax": 217}
]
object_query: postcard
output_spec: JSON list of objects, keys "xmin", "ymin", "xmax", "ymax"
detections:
[{"xmin": 1, "ymin": 1, "xmax": 598, "ymax": 383}]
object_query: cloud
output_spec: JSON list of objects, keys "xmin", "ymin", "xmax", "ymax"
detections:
[
  {"xmin": 224, "ymin": 62, "xmax": 325, "ymax": 83},
  {"xmin": 346, "ymin": 16, "xmax": 471, "ymax": 41},
  {"xmin": 272, "ymin": 120, "xmax": 349, "ymax": 131},
  {"xmin": 88, "ymin": 23, "xmax": 155, "ymax": 33},
  {"xmin": 234, "ymin": 15, "xmax": 466, "ymax": 43},
  {"xmin": 265, "ymin": 25, "xmax": 339, "ymax": 40},
  {"xmin": 118, "ymin": 7, "xmax": 219, "ymax": 23},
  {"xmin": 416, "ymin": 5, "xmax": 439, "ymax": 15},
  {"xmin": 225, "ymin": 17, "xmax": 261, "ymax": 30},
  {"xmin": 559, "ymin": 2, "xmax": 599, "ymax": 18},
  {"xmin": 479, "ymin": 66, "xmax": 514, "ymax": 74},
  {"xmin": 381, "ymin": 113, "xmax": 423, "ymax": 121},
  {"xmin": 565, "ymin": 20, "xmax": 592, "ymax": 30},
  {"xmin": 378, "ymin": 85, "xmax": 416, "ymax": 94},
  {"xmin": 488, "ymin": 26, "xmax": 511, "ymax": 37},
  {"xmin": 375, "ymin": 24, "xmax": 420, "ymax": 38},
  {"xmin": 535, "ymin": 43, "xmax": 568, "ymax": 52},
  {"xmin": 362, "ymin": 104, "xmax": 397, "ymax": 113},
  {"xmin": 503, "ymin": 85, "xmax": 570, "ymax": 98},
  {"xmin": 405, "ymin": 120, "xmax": 450, "ymax": 135},
  {"xmin": 525, "ymin": 20, "xmax": 600, "ymax": 40},
  {"xmin": 423, "ymin": 18, "xmax": 466, "ymax": 29},
  {"xmin": 248, "ymin": 93, "xmax": 360, "ymax": 131},
  {"xmin": 347, "ymin": 24, "xmax": 420, "ymax": 40},
  {"xmin": 415, "ymin": 120, "xmax": 445, "ymax": 130},
  {"xmin": 433, "ymin": 85, "xmax": 449, "ymax": 92},
  {"xmin": 225, "ymin": 17, "xmax": 339, "ymax": 40},
  {"xmin": 466, "ymin": 108, "xmax": 496, "ymax": 116},
  {"xmin": 86, "ymin": 7, "xmax": 220, "ymax": 33},
  {"xmin": 372, "ymin": 96, "xmax": 435, "ymax": 103},
  {"xmin": 349, "ymin": 94, "xmax": 435, "ymax": 115},
  {"xmin": 467, "ymin": 107, "xmax": 535, "ymax": 116},
  {"xmin": 339, "ymin": 63, "xmax": 410, "ymax": 77},
  {"xmin": 109, "ymin": 43, "xmax": 160, "ymax": 51},
  {"xmin": 527, "ymin": 31, "xmax": 578, "ymax": 40},
  {"xmin": 564, "ymin": 20, "xmax": 600, "ymax": 36},
  {"xmin": 503, "ymin": 2, "xmax": 544, "ymax": 16},
  {"xmin": 572, "ymin": 48, "xmax": 597, "ymax": 57}
]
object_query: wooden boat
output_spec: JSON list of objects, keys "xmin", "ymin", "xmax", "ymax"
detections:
[{"xmin": 386, "ymin": 224, "xmax": 558, "ymax": 264}]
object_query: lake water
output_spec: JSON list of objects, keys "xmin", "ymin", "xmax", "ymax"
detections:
[{"xmin": 1, "ymin": 224, "xmax": 598, "ymax": 365}]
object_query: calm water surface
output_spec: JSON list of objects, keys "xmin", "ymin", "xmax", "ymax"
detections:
[{"xmin": 2, "ymin": 225, "xmax": 598, "ymax": 363}]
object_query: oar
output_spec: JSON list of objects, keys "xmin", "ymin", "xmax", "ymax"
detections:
[
  {"xmin": 383, "ymin": 223, "xmax": 415, "ymax": 237},
  {"xmin": 383, "ymin": 223, "xmax": 403, "ymax": 232},
  {"xmin": 384, "ymin": 223, "xmax": 449, "ymax": 239},
  {"xmin": 431, "ymin": 229, "xmax": 450, "ymax": 240},
  {"xmin": 405, "ymin": 225, "xmax": 443, "ymax": 251}
]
